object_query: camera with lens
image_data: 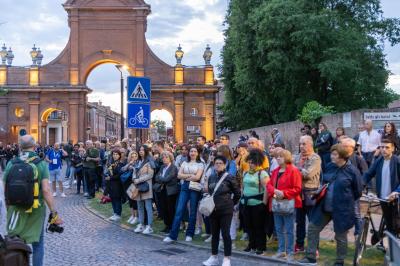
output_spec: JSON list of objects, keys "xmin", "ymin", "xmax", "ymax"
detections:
[{"xmin": 47, "ymin": 212, "xmax": 64, "ymax": 234}]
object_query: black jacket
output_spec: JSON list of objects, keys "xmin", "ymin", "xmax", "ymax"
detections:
[
  {"xmin": 154, "ymin": 164, "xmax": 179, "ymax": 196},
  {"xmin": 109, "ymin": 161, "xmax": 126, "ymax": 199},
  {"xmin": 207, "ymin": 171, "xmax": 241, "ymax": 214}
]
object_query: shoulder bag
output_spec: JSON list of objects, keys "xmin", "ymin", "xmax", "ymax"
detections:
[
  {"xmin": 271, "ymin": 172, "xmax": 295, "ymax": 215},
  {"xmin": 199, "ymin": 173, "xmax": 228, "ymax": 216}
]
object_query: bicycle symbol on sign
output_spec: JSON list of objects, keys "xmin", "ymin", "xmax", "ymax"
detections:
[{"xmin": 129, "ymin": 107, "xmax": 149, "ymax": 127}]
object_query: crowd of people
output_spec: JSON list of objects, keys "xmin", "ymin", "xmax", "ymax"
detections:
[{"xmin": 1, "ymin": 118, "xmax": 400, "ymax": 266}]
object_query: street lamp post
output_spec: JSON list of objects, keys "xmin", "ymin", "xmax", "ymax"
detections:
[{"xmin": 115, "ymin": 64, "xmax": 127, "ymax": 140}]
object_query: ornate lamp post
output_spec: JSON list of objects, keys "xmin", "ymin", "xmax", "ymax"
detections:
[
  {"xmin": 30, "ymin": 44, "xmax": 38, "ymax": 66},
  {"xmin": 175, "ymin": 44, "xmax": 184, "ymax": 65},
  {"xmin": 0, "ymin": 44, "xmax": 7, "ymax": 65},
  {"xmin": 6, "ymin": 47, "xmax": 14, "ymax": 66},
  {"xmin": 36, "ymin": 48, "xmax": 43, "ymax": 66},
  {"xmin": 203, "ymin": 44, "xmax": 213, "ymax": 65}
]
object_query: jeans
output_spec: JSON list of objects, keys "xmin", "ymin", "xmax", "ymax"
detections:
[
  {"xmin": 169, "ymin": 182, "xmax": 201, "ymax": 240},
  {"xmin": 111, "ymin": 198, "xmax": 122, "ymax": 216},
  {"xmin": 306, "ymin": 212, "xmax": 348, "ymax": 263},
  {"xmin": 243, "ymin": 204, "xmax": 266, "ymax": 251},
  {"xmin": 230, "ymin": 210, "xmax": 239, "ymax": 240},
  {"xmin": 274, "ymin": 213, "xmax": 295, "ymax": 254},
  {"xmin": 354, "ymin": 199, "xmax": 362, "ymax": 235},
  {"xmin": 138, "ymin": 199, "xmax": 153, "ymax": 226},
  {"xmin": 32, "ymin": 224, "xmax": 44, "ymax": 266},
  {"xmin": 65, "ymin": 158, "xmax": 71, "ymax": 178},
  {"xmin": 210, "ymin": 210, "xmax": 233, "ymax": 256},
  {"xmin": 296, "ymin": 206, "xmax": 314, "ymax": 247}
]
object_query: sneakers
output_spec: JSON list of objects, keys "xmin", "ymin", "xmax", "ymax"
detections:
[
  {"xmin": 195, "ymin": 228, "xmax": 202, "ymax": 235},
  {"xmin": 134, "ymin": 224, "xmax": 144, "ymax": 233},
  {"xmin": 130, "ymin": 217, "xmax": 138, "ymax": 225},
  {"xmin": 84, "ymin": 192, "xmax": 89, "ymax": 197},
  {"xmin": 295, "ymin": 244, "xmax": 305, "ymax": 253},
  {"xmin": 202, "ymin": 255, "xmax": 219, "ymax": 266},
  {"xmin": 185, "ymin": 236, "xmax": 193, "ymax": 242},
  {"xmin": 287, "ymin": 253, "xmax": 295, "ymax": 262},
  {"xmin": 204, "ymin": 236, "xmax": 212, "ymax": 243},
  {"xmin": 109, "ymin": 215, "xmax": 121, "ymax": 222},
  {"xmin": 52, "ymin": 192, "xmax": 57, "ymax": 197},
  {"xmin": 201, "ymin": 233, "xmax": 210, "ymax": 238},
  {"xmin": 61, "ymin": 193, "xmax": 66, "ymax": 198},
  {"xmin": 142, "ymin": 225, "xmax": 153, "ymax": 234},
  {"xmin": 127, "ymin": 216, "xmax": 134, "ymax": 223},
  {"xmin": 240, "ymin": 233, "xmax": 248, "ymax": 241},
  {"xmin": 297, "ymin": 257, "xmax": 317, "ymax": 265},
  {"xmin": 255, "ymin": 249, "xmax": 264, "ymax": 255},
  {"xmin": 163, "ymin": 236, "xmax": 175, "ymax": 244},
  {"xmin": 272, "ymin": 252, "xmax": 286, "ymax": 259},
  {"xmin": 222, "ymin": 257, "xmax": 231, "ymax": 266}
]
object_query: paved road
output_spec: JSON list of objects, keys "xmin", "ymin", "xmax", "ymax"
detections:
[{"xmin": 43, "ymin": 193, "xmax": 278, "ymax": 266}]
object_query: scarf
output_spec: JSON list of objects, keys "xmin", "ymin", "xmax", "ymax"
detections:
[{"xmin": 248, "ymin": 166, "xmax": 263, "ymax": 175}]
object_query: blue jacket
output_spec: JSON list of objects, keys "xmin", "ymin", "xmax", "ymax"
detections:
[
  {"xmin": 311, "ymin": 162, "xmax": 363, "ymax": 233},
  {"xmin": 363, "ymin": 155, "xmax": 400, "ymax": 199},
  {"xmin": 226, "ymin": 160, "xmax": 237, "ymax": 177}
]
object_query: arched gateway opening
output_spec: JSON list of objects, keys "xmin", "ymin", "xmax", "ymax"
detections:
[
  {"xmin": 41, "ymin": 108, "xmax": 68, "ymax": 146},
  {"xmin": 0, "ymin": 0, "xmax": 219, "ymax": 145},
  {"xmin": 150, "ymin": 109, "xmax": 173, "ymax": 141}
]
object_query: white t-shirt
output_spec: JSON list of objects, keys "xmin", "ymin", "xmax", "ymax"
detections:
[
  {"xmin": 180, "ymin": 161, "xmax": 204, "ymax": 184},
  {"xmin": 357, "ymin": 130, "xmax": 381, "ymax": 153},
  {"xmin": 381, "ymin": 159, "xmax": 392, "ymax": 199}
]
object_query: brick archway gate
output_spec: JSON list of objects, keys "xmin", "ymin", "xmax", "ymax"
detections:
[{"xmin": 0, "ymin": 0, "xmax": 219, "ymax": 144}]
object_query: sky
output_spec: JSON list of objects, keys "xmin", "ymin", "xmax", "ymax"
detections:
[{"xmin": 1, "ymin": 0, "xmax": 400, "ymax": 124}]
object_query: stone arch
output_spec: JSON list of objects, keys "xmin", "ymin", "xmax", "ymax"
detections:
[{"xmin": 81, "ymin": 52, "xmax": 136, "ymax": 84}]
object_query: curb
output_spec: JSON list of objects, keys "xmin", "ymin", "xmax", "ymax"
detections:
[{"xmin": 82, "ymin": 199, "xmax": 300, "ymax": 266}]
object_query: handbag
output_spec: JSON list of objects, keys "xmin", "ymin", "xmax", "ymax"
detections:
[
  {"xmin": 189, "ymin": 181, "xmax": 202, "ymax": 192},
  {"xmin": 271, "ymin": 171, "xmax": 295, "ymax": 215},
  {"xmin": 136, "ymin": 181, "xmax": 149, "ymax": 193},
  {"xmin": 302, "ymin": 188, "xmax": 318, "ymax": 207},
  {"xmin": 126, "ymin": 183, "xmax": 138, "ymax": 200},
  {"xmin": 199, "ymin": 173, "xmax": 229, "ymax": 216},
  {"xmin": 120, "ymin": 170, "xmax": 132, "ymax": 183}
]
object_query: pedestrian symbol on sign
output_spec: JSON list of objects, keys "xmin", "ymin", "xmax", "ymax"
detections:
[{"xmin": 130, "ymin": 81, "xmax": 148, "ymax": 100}]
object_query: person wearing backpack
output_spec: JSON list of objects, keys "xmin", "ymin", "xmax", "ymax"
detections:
[
  {"xmin": 3, "ymin": 135, "xmax": 63, "ymax": 266},
  {"xmin": 45, "ymin": 143, "xmax": 68, "ymax": 197}
]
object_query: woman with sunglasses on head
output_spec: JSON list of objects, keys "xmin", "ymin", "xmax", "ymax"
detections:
[{"xmin": 202, "ymin": 155, "xmax": 241, "ymax": 266}]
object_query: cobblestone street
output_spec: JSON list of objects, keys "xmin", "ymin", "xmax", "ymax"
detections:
[{"xmin": 43, "ymin": 193, "xmax": 276, "ymax": 266}]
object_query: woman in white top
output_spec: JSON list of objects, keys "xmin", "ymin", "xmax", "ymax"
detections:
[{"xmin": 164, "ymin": 146, "xmax": 204, "ymax": 243}]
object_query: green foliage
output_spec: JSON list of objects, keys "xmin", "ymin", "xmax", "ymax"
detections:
[
  {"xmin": 298, "ymin": 101, "xmax": 334, "ymax": 125},
  {"xmin": 221, "ymin": 0, "xmax": 400, "ymax": 131},
  {"xmin": 151, "ymin": 119, "xmax": 166, "ymax": 135}
]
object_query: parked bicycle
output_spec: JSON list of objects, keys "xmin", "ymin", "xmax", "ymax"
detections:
[{"xmin": 354, "ymin": 194, "xmax": 389, "ymax": 266}]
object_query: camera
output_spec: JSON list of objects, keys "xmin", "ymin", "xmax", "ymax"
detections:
[
  {"xmin": 47, "ymin": 212, "xmax": 64, "ymax": 234},
  {"xmin": 47, "ymin": 223, "xmax": 64, "ymax": 233}
]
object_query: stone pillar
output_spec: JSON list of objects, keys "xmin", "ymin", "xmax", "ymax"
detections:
[
  {"xmin": 69, "ymin": 102, "xmax": 79, "ymax": 143},
  {"xmin": 174, "ymin": 66, "xmax": 184, "ymax": 85},
  {"xmin": 29, "ymin": 101, "xmax": 40, "ymax": 141},
  {"xmin": 0, "ymin": 98, "xmax": 8, "ymax": 140},
  {"xmin": 174, "ymin": 100, "xmax": 184, "ymax": 143},
  {"xmin": 0, "ymin": 65, "xmax": 7, "ymax": 85},
  {"xmin": 29, "ymin": 66, "xmax": 39, "ymax": 86},
  {"xmin": 203, "ymin": 100, "xmax": 215, "ymax": 141},
  {"xmin": 204, "ymin": 66, "xmax": 214, "ymax": 86},
  {"xmin": 70, "ymin": 9, "xmax": 80, "ymax": 85}
]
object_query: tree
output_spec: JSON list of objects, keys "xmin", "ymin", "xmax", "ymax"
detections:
[
  {"xmin": 298, "ymin": 101, "xmax": 334, "ymax": 126},
  {"xmin": 151, "ymin": 119, "xmax": 166, "ymax": 135},
  {"xmin": 221, "ymin": 0, "xmax": 400, "ymax": 131}
]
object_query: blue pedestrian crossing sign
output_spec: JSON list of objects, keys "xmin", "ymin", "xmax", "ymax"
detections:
[
  {"xmin": 127, "ymin": 103, "xmax": 150, "ymax": 129},
  {"xmin": 127, "ymin": 77, "xmax": 151, "ymax": 103}
]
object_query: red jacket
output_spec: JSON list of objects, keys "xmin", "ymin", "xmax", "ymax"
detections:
[{"xmin": 266, "ymin": 164, "xmax": 302, "ymax": 211}]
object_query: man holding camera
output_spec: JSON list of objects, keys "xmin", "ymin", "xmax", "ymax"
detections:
[{"xmin": 3, "ymin": 135, "xmax": 63, "ymax": 266}]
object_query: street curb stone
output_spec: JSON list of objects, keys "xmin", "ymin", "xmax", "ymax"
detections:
[{"xmin": 82, "ymin": 199, "xmax": 301, "ymax": 266}]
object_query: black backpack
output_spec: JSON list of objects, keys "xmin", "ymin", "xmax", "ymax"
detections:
[
  {"xmin": 5, "ymin": 156, "xmax": 41, "ymax": 210},
  {"xmin": 0, "ymin": 235, "xmax": 31, "ymax": 266}
]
